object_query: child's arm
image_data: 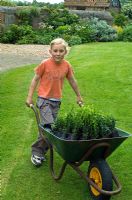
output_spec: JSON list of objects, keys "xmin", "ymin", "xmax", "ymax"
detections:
[
  {"xmin": 26, "ymin": 74, "xmax": 40, "ymax": 107},
  {"xmin": 68, "ymin": 75, "xmax": 83, "ymax": 105}
]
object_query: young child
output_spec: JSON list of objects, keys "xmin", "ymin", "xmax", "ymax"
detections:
[{"xmin": 26, "ymin": 38, "xmax": 83, "ymax": 166}]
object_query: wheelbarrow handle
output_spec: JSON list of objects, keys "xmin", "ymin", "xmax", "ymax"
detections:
[
  {"xmin": 29, "ymin": 104, "xmax": 43, "ymax": 135},
  {"xmin": 29, "ymin": 104, "xmax": 40, "ymax": 124}
]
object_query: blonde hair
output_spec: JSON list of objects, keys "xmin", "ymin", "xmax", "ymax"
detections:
[{"xmin": 50, "ymin": 38, "xmax": 68, "ymax": 51}]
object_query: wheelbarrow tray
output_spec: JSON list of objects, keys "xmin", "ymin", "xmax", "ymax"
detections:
[{"xmin": 41, "ymin": 127, "xmax": 130, "ymax": 163}]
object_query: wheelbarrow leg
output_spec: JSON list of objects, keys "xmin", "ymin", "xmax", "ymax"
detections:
[{"xmin": 48, "ymin": 143, "xmax": 67, "ymax": 180}]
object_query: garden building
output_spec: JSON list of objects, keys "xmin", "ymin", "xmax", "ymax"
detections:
[{"xmin": 64, "ymin": 0, "xmax": 121, "ymax": 12}]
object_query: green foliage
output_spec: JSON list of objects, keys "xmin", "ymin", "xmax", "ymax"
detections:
[
  {"xmin": 120, "ymin": 0, "xmax": 131, "ymax": 5},
  {"xmin": 0, "ymin": 24, "xmax": 34, "ymax": 43},
  {"xmin": 16, "ymin": 6, "xmax": 40, "ymax": 25},
  {"xmin": 119, "ymin": 24, "xmax": 132, "ymax": 41},
  {"xmin": 55, "ymin": 25, "xmax": 72, "ymax": 35},
  {"xmin": 122, "ymin": 2, "xmax": 132, "ymax": 19},
  {"xmin": 30, "ymin": 6, "xmax": 40, "ymax": 17},
  {"xmin": 35, "ymin": 34, "xmax": 53, "ymax": 45},
  {"xmin": 13, "ymin": 0, "xmax": 64, "ymax": 8},
  {"xmin": 114, "ymin": 13, "xmax": 128, "ymax": 27},
  {"xmin": 0, "ymin": 0, "xmax": 16, "ymax": 6},
  {"xmin": 16, "ymin": 8, "xmax": 32, "ymax": 25},
  {"xmin": 73, "ymin": 20, "xmax": 96, "ymax": 43},
  {"xmin": 1, "ymin": 4, "xmax": 131, "ymax": 45},
  {"xmin": 68, "ymin": 35, "xmax": 82, "ymax": 46},
  {"xmin": 68, "ymin": 18, "xmax": 118, "ymax": 43},
  {"xmin": 90, "ymin": 18, "xmax": 118, "ymax": 42},
  {"xmin": 53, "ymin": 106, "xmax": 116, "ymax": 140},
  {"xmin": 45, "ymin": 8, "xmax": 79, "ymax": 29},
  {"xmin": 17, "ymin": 34, "xmax": 36, "ymax": 44}
]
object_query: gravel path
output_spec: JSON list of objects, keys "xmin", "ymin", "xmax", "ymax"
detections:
[{"xmin": 0, "ymin": 43, "xmax": 50, "ymax": 72}]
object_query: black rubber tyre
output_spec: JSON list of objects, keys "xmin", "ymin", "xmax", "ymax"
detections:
[{"xmin": 88, "ymin": 159, "xmax": 113, "ymax": 200}]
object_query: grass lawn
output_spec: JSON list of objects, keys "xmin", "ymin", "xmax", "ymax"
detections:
[{"xmin": 1, "ymin": 42, "xmax": 132, "ymax": 200}]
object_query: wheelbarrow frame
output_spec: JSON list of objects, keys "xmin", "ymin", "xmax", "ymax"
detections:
[{"xmin": 30, "ymin": 104, "xmax": 131, "ymax": 198}]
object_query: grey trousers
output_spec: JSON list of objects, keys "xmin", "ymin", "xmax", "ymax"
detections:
[{"xmin": 31, "ymin": 97, "xmax": 61, "ymax": 157}]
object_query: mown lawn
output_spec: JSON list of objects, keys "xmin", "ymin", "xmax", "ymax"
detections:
[{"xmin": 1, "ymin": 42, "xmax": 132, "ymax": 200}]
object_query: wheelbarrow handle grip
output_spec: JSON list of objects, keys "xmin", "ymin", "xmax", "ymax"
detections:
[
  {"xmin": 78, "ymin": 102, "xmax": 84, "ymax": 107},
  {"xmin": 29, "ymin": 104, "xmax": 34, "ymax": 108}
]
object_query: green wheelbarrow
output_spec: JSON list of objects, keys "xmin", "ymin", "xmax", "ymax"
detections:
[{"xmin": 31, "ymin": 104, "xmax": 131, "ymax": 200}]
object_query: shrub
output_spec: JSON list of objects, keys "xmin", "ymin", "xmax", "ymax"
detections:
[
  {"xmin": 119, "ymin": 24, "xmax": 132, "ymax": 41},
  {"xmin": 35, "ymin": 34, "xmax": 53, "ymax": 44},
  {"xmin": 114, "ymin": 13, "xmax": 128, "ymax": 27},
  {"xmin": 90, "ymin": 18, "xmax": 118, "ymax": 42},
  {"xmin": 55, "ymin": 25, "xmax": 72, "ymax": 35},
  {"xmin": 0, "ymin": 24, "xmax": 34, "ymax": 43},
  {"xmin": 122, "ymin": 2, "xmax": 132, "ymax": 19},
  {"xmin": 68, "ymin": 35, "xmax": 82, "ymax": 46},
  {"xmin": 71, "ymin": 18, "xmax": 118, "ymax": 43},
  {"xmin": 73, "ymin": 20, "xmax": 96, "ymax": 43},
  {"xmin": 17, "ymin": 34, "xmax": 36, "ymax": 44},
  {"xmin": 53, "ymin": 106, "xmax": 116, "ymax": 140},
  {"xmin": 112, "ymin": 25, "xmax": 123, "ymax": 34},
  {"xmin": 45, "ymin": 8, "xmax": 79, "ymax": 29}
]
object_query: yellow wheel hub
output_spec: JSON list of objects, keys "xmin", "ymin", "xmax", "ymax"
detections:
[{"xmin": 89, "ymin": 167, "xmax": 102, "ymax": 196}]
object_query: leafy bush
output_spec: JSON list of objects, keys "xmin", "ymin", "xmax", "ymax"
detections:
[
  {"xmin": 73, "ymin": 20, "xmax": 96, "ymax": 43},
  {"xmin": 68, "ymin": 35, "xmax": 82, "ymax": 46},
  {"xmin": 71, "ymin": 18, "xmax": 118, "ymax": 43},
  {"xmin": 53, "ymin": 106, "xmax": 116, "ymax": 140},
  {"xmin": 35, "ymin": 34, "xmax": 53, "ymax": 45},
  {"xmin": 114, "ymin": 13, "xmax": 128, "ymax": 27},
  {"xmin": 55, "ymin": 25, "xmax": 72, "ymax": 35},
  {"xmin": 122, "ymin": 2, "xmax": 132, "ymax": 19},
  {"xmin": 90, "ymin": 18, "xmax": 118, "ymax": 42},
  {"xmin": 112, "ymin": 25, "xmax": 123, "ymax": 34},
  {"xmin": 45, "ymin": 8, "xmax": 79, "ymax": 29},
  {"xmin": 17, "ymin": 34, "xmax": 36, "ymax": 44},
  {"xmin": 0, "ymin": 24, "xmax": 34, "ymax": 43},
  {"xmin": 119, "ymin": 24, "xmax": 132, "ymax": 41},
  {"xmin": 0, "ymin": 7, "xmax": 121, "ymax": 45}
]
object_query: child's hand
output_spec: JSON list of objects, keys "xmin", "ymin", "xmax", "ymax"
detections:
[
  {"xmin": 26, "ymin": 97, "xmax": 34, "ymax": 107},
  {"xmin": 78, "ymin": 101, "xmax": 84, "ymax": 107},
  {"xmin": 77, "ymin": 96, "xmax": 84, "ymax": 107}
]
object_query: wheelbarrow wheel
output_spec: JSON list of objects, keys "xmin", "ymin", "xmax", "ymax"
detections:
[{"xmin": 88, "ymin": 159, "xmax": 113, "ymax": 200}]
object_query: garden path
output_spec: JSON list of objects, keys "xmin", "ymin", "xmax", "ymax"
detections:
[{"xmin": 0, "ymin": 43, "xmax": 50, "ymax": 72}]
